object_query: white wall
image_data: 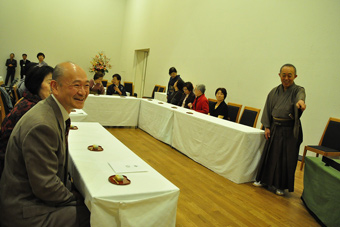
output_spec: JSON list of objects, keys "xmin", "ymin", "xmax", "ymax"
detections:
[
  {"xmin": 1, "ymin": 0, "xmax": 339, "ymax": 155},
  {"xmin": 0, "ymin": 0, "xmax": 126, "ymax": 81},
  {"xmin": 119, "ymin": 0, "xmax": 340, "ymax": 154}
]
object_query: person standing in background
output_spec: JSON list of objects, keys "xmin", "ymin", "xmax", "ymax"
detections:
[
  {"xmin": 167, "ymin": 67, "xmax": 182, "ymax": 103},
  {"xmin": 5, "ymin": 53, "xmax": 17, "ymax": 85},
  {"xmin": 20, "ymin": 53, "xmax": 31, "ymax": 79},
  {"xmin": 37, "ymin": 52, "xmax": 48, "ymax": 66}
]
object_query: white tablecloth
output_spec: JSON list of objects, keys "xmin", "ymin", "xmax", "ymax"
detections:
[
  {"xmin": 82, "ymin": 95, "xmax": 140, "ymax": 126},
  {"xmin": 137, "ymin": 101, "xmax": 266, "ymax": 183},
  {"xmin": 154, "ymin": 92, "xmax": 167, "ymax": 102},
  {"xmin": 70, "ymin": 109, "xmax": 88, "ymax": 122},
  {"xmin": 171, "ymin": 110, "xmax": 266, "ymax": 183},
  {"xmin": 138, "ymin": 99, "xmax": 175, "ymax": 145},
  {"xmin": 68, "ymin": 122, "xmax": 179, "ymax": 227}
]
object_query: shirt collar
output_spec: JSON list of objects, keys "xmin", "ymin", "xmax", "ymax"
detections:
[{"xmin": 51, "ymin": 94, "xmax": 69, "ymax": 122}]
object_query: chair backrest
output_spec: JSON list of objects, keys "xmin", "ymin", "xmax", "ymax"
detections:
[
  {"xmin": 158, "ymin": 86, "xmax": 166, "ymax": 93},
  {"xmin": 208, "ymin": 98, "xmax": 217, "ymax": 103},
  {"xmin": 0, "ymin": 88, "xmax": 11, "ymax": 120},
  {"xmin": 12, "ymin": 84, "xmax": 20, "ymax": 103},
  {"xmin": 152, "ymin": 85, "xmax": 160, "ymax": 98},
  {"xmin": 124, "ymin": 82, "xmax": 134, "ymax": 95},
  {"xmin": 102, "ymin": 79, "xmax": 108, "ymax": 87},
  {"xmin": 227, "ymin": 102, "xmax": 242, "ymax": 122},
  {"xmin": 238, "ymin": 106, "xmax": 261, "ymax": 128},
  {"xmin": 319, "ymin": 117, "xmax": 340, "ymax": 151}
]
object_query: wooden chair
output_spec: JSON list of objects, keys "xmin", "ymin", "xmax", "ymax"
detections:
[
  {"xmin": 158, "ymin": 86, "xmax": 166, "ymax": 93},
  {"xmin": 143, "ymin": 85, "xmax": 160, "ymax": 99},
  {"xmin": 260, "ymin": 124, "xmax": 265, "ymax": 130},
  {"xmin": 300, "ymin": 117, "xmax": 340, "ymax": 170},
  {"xmin": 208, "ymin": 98, "xmax": 217, "ymax": 103},
  {"xmin": 238, "ymin": 106, "xmax": 261, "ymax": 128},
  {"xmin": 227, "ymin": 102, "xmax": 242, "ymax": 122},
  {"xmin": 102, "ymin": 79, "xmax": 108, "ymax": 87},
  {"xmin": 0, "ymin": 88, "xmax": 11, "ymax": 125},
  {"xmin": 12, "ymin": 84, "xmax": 20, "ymax": 103}
]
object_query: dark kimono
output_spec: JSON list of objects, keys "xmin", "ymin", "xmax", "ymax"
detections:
[
  {"xmin": 106, "ymin": 84, "xmax": 127, "ymax": 96},
  {"xmin": 209, "ymin": 101, "xmax": 228, "ymax": 120},
  {"xmin": 167, "ymin": 75, "xmax": 181, "ymax": 102},
  {"xmin": 178, "ymin": 92, "xmax": 195, "ymax": 108},
  {"xmin": 169, "ymin": 90, "xmax": 183, "ymax": 106},
  {"xmin": 0, "ymin": 91, "xmax": 41, "ymax": 177},
  {"xmin": 255, "ymin": 83, "xmax": 306, "ymax": 192}
]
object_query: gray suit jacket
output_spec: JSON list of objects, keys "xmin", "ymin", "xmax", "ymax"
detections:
[{"xmin": 0, "ymin": 95, "xmax": 76, "ymax": 226}]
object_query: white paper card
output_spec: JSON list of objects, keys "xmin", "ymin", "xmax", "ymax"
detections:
[{"xmin": 108, "ymin": 162, "xmax": 148, "ymax": 173}]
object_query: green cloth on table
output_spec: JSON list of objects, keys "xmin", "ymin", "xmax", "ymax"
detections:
[{"xmin": 302, "ymin": 156, "xmax": 340, "ymax": 227}]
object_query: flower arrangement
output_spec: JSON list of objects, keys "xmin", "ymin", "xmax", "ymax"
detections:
[{"xmin": 89, "ymin": 51, "xmax": 112, "ymax": 74}]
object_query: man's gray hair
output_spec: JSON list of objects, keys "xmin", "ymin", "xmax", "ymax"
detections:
[
  {"xmin": 52, "ymin": 61, "xmax": 76, "ymax": 84},
  {"xmin": 196, "ymin": 84, "xmax": 206, "ymax": 94},
  {"xmin": 52, "ymin": 63, "xmax": 65, "ymax": 83}
]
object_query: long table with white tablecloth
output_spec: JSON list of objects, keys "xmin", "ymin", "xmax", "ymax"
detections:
[
  {"xmin": 68, "ymin": 122, "xmax": 179, "ymax": 227},
  {"xmin": 70, "ymin": 109, "xmax": 88, "ymax": 122},
  {"xmin": 78, "ymin": 95, "xmax": 265, "ymax": 183},
  {"xmin": 82, "ymin": 94, "xmax": 140, "ymax": 126},
  {"xmin": 138, "ymin": 99, "xmax": 266, "ymax": 183}
]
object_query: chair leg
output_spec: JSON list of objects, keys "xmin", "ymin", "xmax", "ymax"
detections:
[{"xmin": 300, "ymin": 146, "xmax": 308, "ymax": 171}]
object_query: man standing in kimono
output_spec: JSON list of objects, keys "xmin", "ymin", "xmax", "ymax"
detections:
[{"xmin": 254, "ymin": 63, "xmax": 306, "ymax": 196}]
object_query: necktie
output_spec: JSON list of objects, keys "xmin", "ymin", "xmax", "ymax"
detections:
[{"xmin": 64, "ymin": 118, "xmax": 71, "ymax": 184}]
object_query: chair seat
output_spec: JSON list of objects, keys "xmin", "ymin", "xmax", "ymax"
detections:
[{"xmin": 307, "ymin": 145, "xmax": 340, "ymax": 153}]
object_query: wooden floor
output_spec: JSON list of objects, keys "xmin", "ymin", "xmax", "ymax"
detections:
[{"xmin": 106, "ymin": 127, "xmax": 319, "ymax": 227}]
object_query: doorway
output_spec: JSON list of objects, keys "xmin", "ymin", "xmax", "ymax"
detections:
[{"xmin": 133, "ymin": 49, "xmax": 149, "ymax": 98}]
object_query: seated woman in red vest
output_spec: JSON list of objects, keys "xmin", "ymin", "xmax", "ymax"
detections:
[{"xmin": 188, "ymin": 84, "xmax": 209, "ymax": 114}]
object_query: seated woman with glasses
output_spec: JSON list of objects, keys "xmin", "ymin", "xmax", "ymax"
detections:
[
  {"xmin": 178, "ymin": 82, "xmax": 195, "ymax": 108},
  {"xmin": 106, "ymin": 74, "xmax": 127, "ymax": 96},
  {"xmin": 89, "ymin": 73, "xmax": 105, "ymax": 94},
  {"xmin": 209, "ymin": 88, "xmax": 228, "ymax": 120}
]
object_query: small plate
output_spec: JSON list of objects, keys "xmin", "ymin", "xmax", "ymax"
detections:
[
  {"xmin": 70, "ymin": 126, "xmax": 78, "ymax": 130},
  {"xmin": 147, "ymin": 99, "xmax": 153, "ymax": 101},
  {"xmin": 158, "ymin": 102, "xmax": 164, "ymax": 104},
  {"xmin": 186, "ymin": 112, "xmax": 193, "ymax": 114},
  {"xmin": 108, "ymin": 175, "xmax": 131, "ymax": 185},
  {"xmin": 171, "ymin": 106, "xmax": 177, "ymax": 109},
  {"xmin": 87, "ymin": 145, "xmax": 104, "ymax": 152}
]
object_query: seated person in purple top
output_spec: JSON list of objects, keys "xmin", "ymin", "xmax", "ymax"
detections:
[
  {"xmin": 106, "ymin": 74, "xmax": 127, "ymax": 96},
  {"xmin": 0, "ymin": 64, "xmax": 53, "ymax": 178},
  {"xmin": 89, "ymin": 72, "xmax": 105, "ymax": 94},
  {"xmin": 169, "ymin": 79, "xmax": 184, "ymax": 105},
  {"xmin": 209, "ymin": 88, "xmax": 229, "ymax": 120},
  {"xmin": 178, "ymin": 82, "xmax": 195, "ymax": 108}
]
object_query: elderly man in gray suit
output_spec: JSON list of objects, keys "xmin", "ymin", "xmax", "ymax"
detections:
[{"xmin": 0, "ymin": 62, "xmax": 90, "ymax": 227}]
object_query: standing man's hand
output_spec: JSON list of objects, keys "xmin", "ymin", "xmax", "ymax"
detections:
[
  {"xmin": 265, "ymin": 128, "xmax": 271, "ymax": 140},
  {"xmin": 296, "ymin": 100, "xmax": 306, "ymax": 111}
]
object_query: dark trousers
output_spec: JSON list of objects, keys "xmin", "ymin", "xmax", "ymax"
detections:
[{"xmin": 5, "ymin": 69, "xmax": 15, "ymax": 85}]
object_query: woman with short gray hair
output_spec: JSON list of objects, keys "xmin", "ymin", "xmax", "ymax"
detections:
[{"xmin": 188, "ymin": 84, "xmax": 209, "ymax": 114}]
